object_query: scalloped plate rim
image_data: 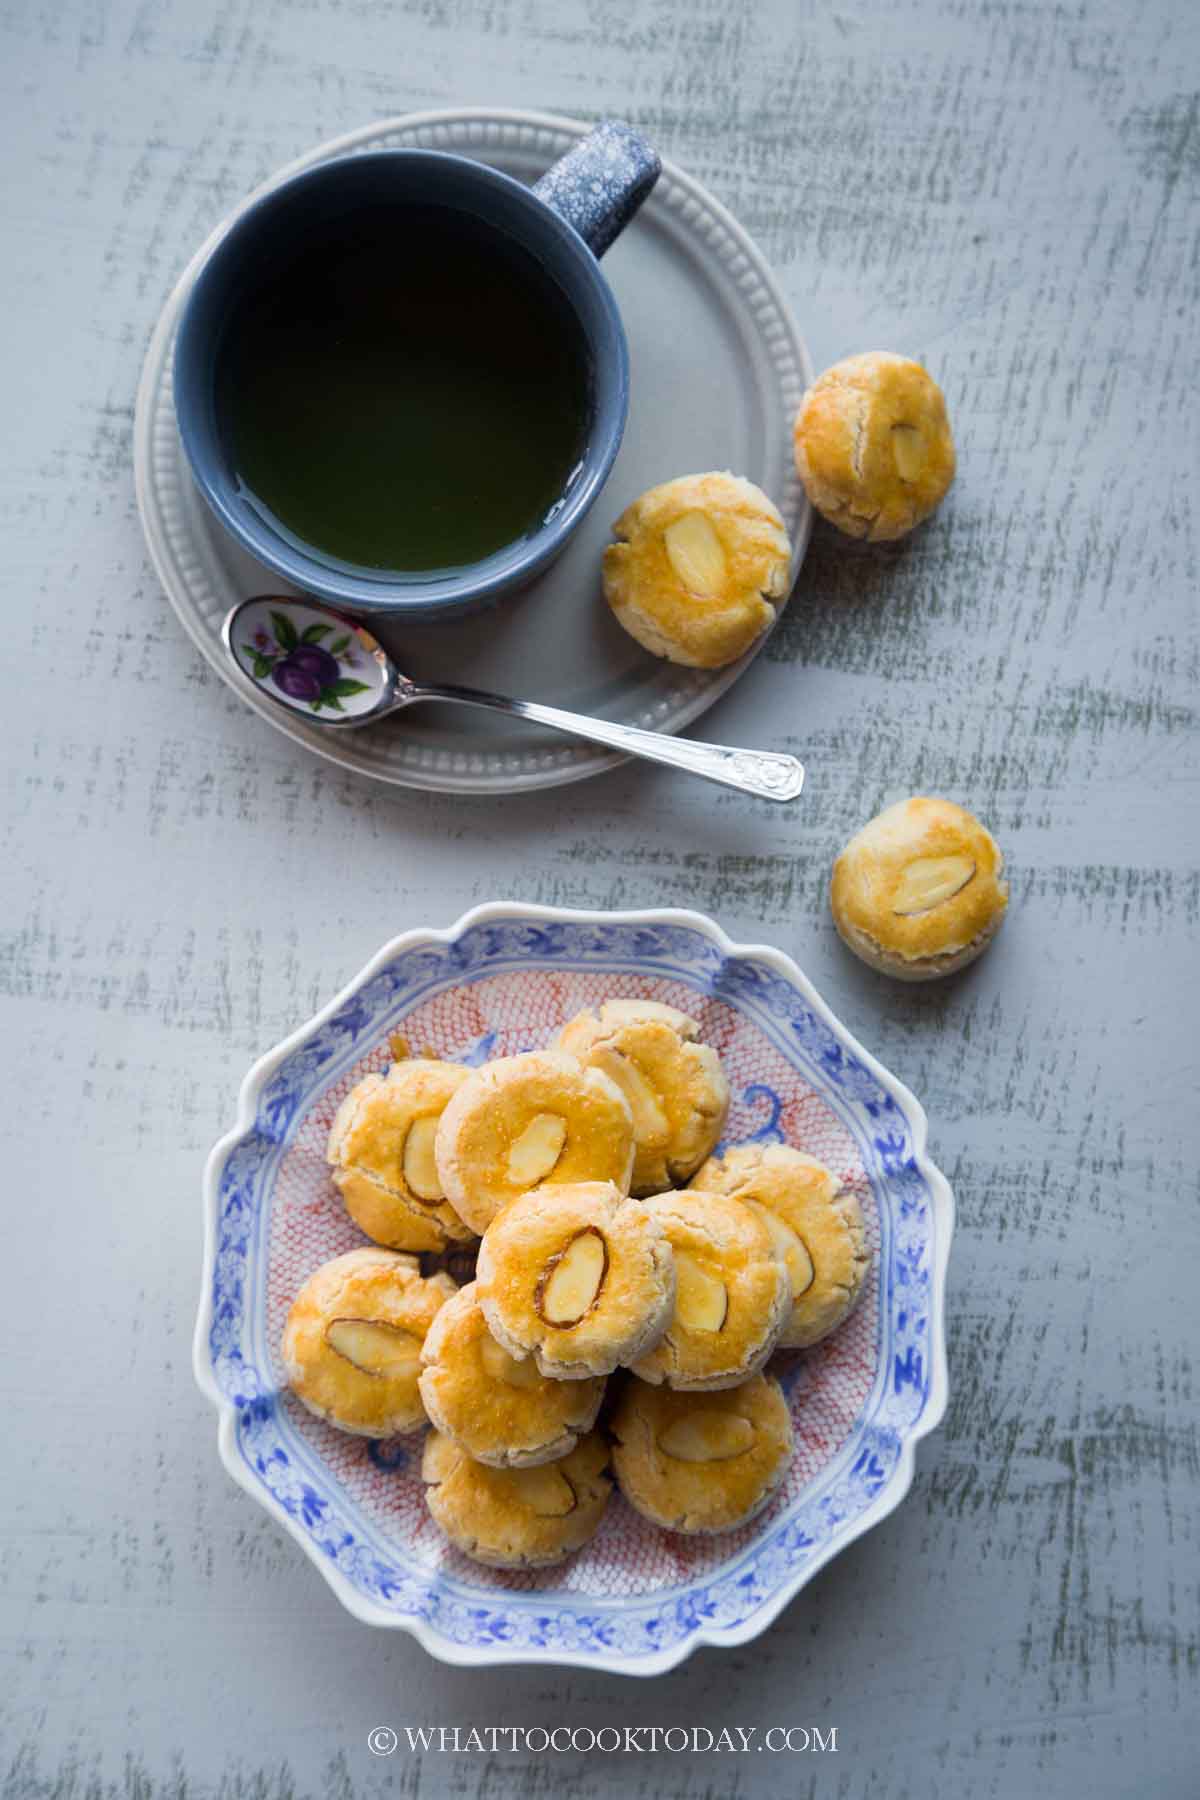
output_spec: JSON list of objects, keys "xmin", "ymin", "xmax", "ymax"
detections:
[{"xmin": 195, "ymin": 902, "xmax": 953, "ymax": 1674}]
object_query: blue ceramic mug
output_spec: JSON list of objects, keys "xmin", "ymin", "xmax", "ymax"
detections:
[{"xmin": 173, "ymin": 122, "xmax": 659, "ymax": 618}]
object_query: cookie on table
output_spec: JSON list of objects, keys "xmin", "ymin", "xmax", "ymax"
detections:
[
  {"xmin": 419, "ymin": 1281, "xmax": 605, "ymax": 1468},
  {"xmin": 281, "ymin": 1247, "xmax": 456, "ymax": 1437},
  {"xmin": 434, "ymin": 1050, "xmax": 635, "ymax": 1237},
  {"xmin": 610, "ymin": 1373, "xmax": 793, "ymax": 1534},
  {"xmin": 327, "ymin": 1057, "xmax": 474, "ymax": 1253},
  {"xmin": 793, "ymin": 352, "xmax": 955, "ymax": 542},
  {"xmin": 602, "ymin": 471, "xmax": 792, "ymax": 669},
  {"xmin": 830, "ymin": 795, "xmax": 1008, "ymax": 980},
  {"xmin": 690, "ymin": 1144, "xmax": 869, "ymax": 1348},
  {"xmin": 421, "ymin": 1428, "xmax": 612, "ymax": 1568},
  {"xmin": 555, "ymin": 998, "xmax": 729, "ymax": 1195},
  {"xmin": 628, "ymin": 1189, "xmax": 790, "ymax": 1391},
  {"xmin": 475, "ymin": 1180, "xmax": 674, "ymax": 1380}
]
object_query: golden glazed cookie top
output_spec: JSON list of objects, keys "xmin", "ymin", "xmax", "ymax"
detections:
[
  {"xmin": 629, "ymin": 1188, "xmax": 790, "ymax": 1390},
  {"xmin": 327, "ymin": 1058, "xmax": 474, "ymax": 1253},
  {"xmin": 793, "ymin": 353, "xmax": 956, "ymax": 542},
  {"xmin": 281, "ymin": 1247, "xmax": 457, "ymax": 1438},
  {"xmin": 475, "ymin": 1179, "xmax": 675, "ymax": 1380},
  {"xmin": 831, "ymin": 796, "xmax": 1008, "ymax": 971},
  {"xmin": 418, "ymin": 1281, "xmax": 605, "ymax": 1468},
  {"xmin": 421, "ymin": 1428, "xmax": 612, "ymax": 1568},
  {"xmin": 602, "ymin": 472, "xmax": 792, "ymax": 669},
  {"xmin": 554, "ymin": 999, "xmax": 729, "ymax": 1195},
  {"xmin": 690, "ymin": 1144, "xmax": 869, "ymax": 1349},
  {"xmin": 610, "ymin": 1372, "xmax": 793, "ymax": 1534},
  {"xmin": 434, "ymin": 1050, "xmax": 635, "ymax": 1236}
]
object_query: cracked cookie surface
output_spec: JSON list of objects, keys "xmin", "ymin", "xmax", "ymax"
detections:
[
  {"xmin": 281, "ymin": 1247, "xmax": 457, "ymax": 1437},
  {"xmin": 601, "ymin": 471, "xmax": 792, "ymax": 669},
  {"xmin": 793, "ymin": 352, "xmax": 955, "ymax": 542},
  {"xmin": 419, "ymin": 1280, "xmax": 605, "ymax": 1467},
  {"xmin": 690, "ymin": 1144, "xmax": 869, "ymax": 1348},
  {"xmin": 830, "ymin": 795, "xmax": 1008, "ymax": 980},
  {"xmin": 327, "ymin": 1058, "xmax": 474, "ymax": 1253},
  {"xmin": 421, "ymin": 1428, "xmax": 612, "ymax": 1567},
  {"xmin": 628, "ymin": 1189, "xmax": 790, "ymax": 1390},
  {"xmin": 434, "ymin": 1050, "xmax": 635, "ymax": 1236},
  {"xmin": 475, "ymin": 1180, "xmax": 675, "ymax": 1380},
  {"xmin": 610, "ymin": 1373, "xmax": 793, "ymax": 1534},
  {"xmin": 555, "ymin": 998, "xmax": 729, "ymax": 1195}
]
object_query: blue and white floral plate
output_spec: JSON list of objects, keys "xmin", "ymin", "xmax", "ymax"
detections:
[{"xmin": 195, "ymin": 904, "xmax": 952, "ymax": 1674}]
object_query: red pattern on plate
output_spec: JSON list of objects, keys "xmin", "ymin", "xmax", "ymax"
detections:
[{"xmin": 264, "ymin": 971, "xmax": 880, "ymax": 1596}]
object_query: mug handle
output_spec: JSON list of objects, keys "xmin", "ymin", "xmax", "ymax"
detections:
[{"xmin": 532, "ymin": 118, "xmax": 661, "ymax": 258}]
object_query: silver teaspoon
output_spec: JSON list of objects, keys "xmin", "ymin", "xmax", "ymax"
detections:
[{"xmin": 222, "ymin": 596, "xmax": 805, "ymax": 802}]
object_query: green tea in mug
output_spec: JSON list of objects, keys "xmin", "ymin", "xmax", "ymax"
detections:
[{"xmin": 216, "ymin": 203, "xmax": 591, "ymax": 574}]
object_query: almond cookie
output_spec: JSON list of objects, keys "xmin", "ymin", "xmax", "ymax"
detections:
[
  {"xmin": 555, "ymin": 999, "xmax": 729, "ymax": 1195},
  {"xmin": 602, "ymin": 472, "xmax": 792, "ymax": 669},
  {"xmin": 610, "ymin": 1373, "xmax": 793, "ymax": 1534},
  {"xmin": 475, "ymin": 1180, "xmax": 674, "ymax": 1380},
  {"xmin": 421, "ymin": 1428, "xmax": 612, "ymax": 1568},
  {"xmin": 629, "ymin": 1189, "xmax": 790, "ymax": 1390},
  {"xmin": 793, "ymin": 352, "xmax": 955, "ymax": 542},
  {"xmin": 281, "ymin": 1247, "xmax": 457, "ymax": 1437},
  {"xmin": 327, "ymin": 1058, "xmax": 474, "ymax": 1253},
  {"xmin": 419, "ymin": 1281, "xmax": 606, "ymax": 1468},
  {"xmin": 831, "ymin": 795, "xmax": 1008, "ymax": 980},
  {"xmin": 690, "ymin": 1144, "xmax": 869, "ymax": 1348},
  {"xmin": 434, "ymin": 1050, "xmax": 635, "ymax": 1236}
]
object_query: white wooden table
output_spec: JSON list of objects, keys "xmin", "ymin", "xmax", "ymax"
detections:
[{"xmin": 2, "ymin": 1, "xmax": 1196, "ymax": 1794}]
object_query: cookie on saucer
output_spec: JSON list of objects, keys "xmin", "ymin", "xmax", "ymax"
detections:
[
  {"xmin": 629, "ymin": 1189, "xmax": 790, "ymax": 1390},
  {"xmin": 419, "ymin": 1281, "xmax": 606, "ymax": 1467},
  {"xmin": 793, "ymin": 352, "xmax": 956, "ymax": 541},
  {"xmin": 555, "ymin": 999, "xmax": 729, "ymax": 1194},
  {"xmin": 475, "ymin": 1180, "xmax": 674, "ymax": 1380},
  {"xmin": 421, "ymin": 1428, "xmax": 612, "ymax": 1568},
  {"xmin": 610, "ymin": 1372, "xmax": 793, "ymax": 1534},
  {"xmin": 327, "ymin": 1058, "xmax": 474, "ymax": 1253},
  {"xmin": 281, "ymin": 1247, "xmax": 456, "ymax": 1437},
  {"xmin": 602, "ymin": 472, "xmax": 792, "ymax": 669},
  {"xmin": 435, "ymin": 1050, "xmax": 635, "ymax": 1236},
  {"xmin": 690, "ymin": 1144, "xmax": 869, "ymax": 1348},
  {"xmin": 830, "ymin": 795, "xmax": 1008, "ymax": 980}
]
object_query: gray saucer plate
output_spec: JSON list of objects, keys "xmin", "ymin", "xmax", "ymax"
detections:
[{"xmin": 135, "ymin": 108, "xmax": 813, "ymax": 795}]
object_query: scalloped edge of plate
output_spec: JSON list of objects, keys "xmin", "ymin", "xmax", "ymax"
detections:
[{"xmin": 194, "ymin": 902, "xmax": 953, "ymax": 1674}]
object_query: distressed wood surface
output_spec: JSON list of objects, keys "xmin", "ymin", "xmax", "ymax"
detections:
[{"xmin": 2, "ymin": 0, "xmax": 1197, "ymax": 1795}]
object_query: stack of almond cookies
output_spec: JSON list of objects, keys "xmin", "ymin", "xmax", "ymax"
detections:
[{"xmin": 281, "ymin": 1000, "xmax": 871, "ymax": 1569}]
